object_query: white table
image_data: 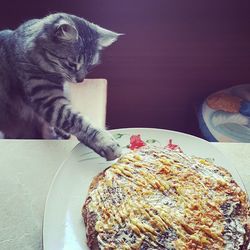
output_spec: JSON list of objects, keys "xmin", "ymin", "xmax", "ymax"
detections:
[{"xmin": 0, "ymin": 141, "xmax": 249, "ymax": 250}]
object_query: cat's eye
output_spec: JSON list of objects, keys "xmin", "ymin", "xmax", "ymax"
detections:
[{"xmin": 68, "ymin": 62, "xmax": 76, "ymax": 69}]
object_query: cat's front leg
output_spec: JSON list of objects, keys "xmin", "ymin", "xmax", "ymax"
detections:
[
  {"xmin": 56, "ymin": 108, "xmax": 122, "ymax": 160},
  {"xmin": 75, "ymin": 126, "xmax": 122, "ymax": 160},
  {"xmin": 70, "ymin": 117, "xmax": 122, "ymax": 160},
  {"xmin": 26, "ymin": 79, "xmax": 121, "ymax": 160},
  {"xmin": 68, "ymin": 115, "xmax": 122, "ymax": 160},
  {"xmin": 40, "ymin": 103, "xmax": 122, "ymax": 160}
]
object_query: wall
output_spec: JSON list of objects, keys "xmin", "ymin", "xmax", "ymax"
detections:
[{"xmin": 1, "ymin": 0, "xmax": 250, "ymax": 136}]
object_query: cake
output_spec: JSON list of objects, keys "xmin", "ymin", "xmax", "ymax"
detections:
[{"xmin": 82, "ymin": 142, "xmax": 250, "ymax": 249}]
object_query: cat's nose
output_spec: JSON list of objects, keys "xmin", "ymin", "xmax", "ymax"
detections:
[{"xmin": 76, "ymin": 75, "xmax": 85, "ymax": 83}]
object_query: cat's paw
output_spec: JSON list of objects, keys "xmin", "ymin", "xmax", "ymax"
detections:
[
  {"xmin": 92, "ymin": 131, "xmax": 122, "ymax": 161},
  {"xmin": 54, "ymin": 127, "xmax": 71, "ymax": 139}
]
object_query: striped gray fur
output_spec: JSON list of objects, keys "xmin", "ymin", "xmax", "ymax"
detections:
[{"xmin": 0, "ymin": 13, "xmax": 122, "ymax": 160}]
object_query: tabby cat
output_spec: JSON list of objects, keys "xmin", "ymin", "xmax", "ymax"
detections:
[{"xmin": 0, "ymin": 13, "xmax": 122, "ymax": 160}]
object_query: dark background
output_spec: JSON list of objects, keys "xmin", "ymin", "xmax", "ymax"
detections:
[{"xmin": 1, "ymin": 0, "xmax": 250, "ymax": 137}]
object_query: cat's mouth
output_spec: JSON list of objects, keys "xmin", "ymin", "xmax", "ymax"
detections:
[
  {"xmin": 70, "ymin": 76, "xmax": 85, "ymax": 84},
  {"xmin": 76, "ymin": 75, "xmax": 85, "ymax": 83}
]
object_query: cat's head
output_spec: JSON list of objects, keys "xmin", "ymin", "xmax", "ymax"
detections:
[{"xmin": 17, "ymin": 13, "xmax": 121, "ymax": 83}]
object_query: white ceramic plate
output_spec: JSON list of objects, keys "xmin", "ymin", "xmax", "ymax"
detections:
[{"xmin": 43, "ymin": 128, "xmax": 246, "ymax": 250}]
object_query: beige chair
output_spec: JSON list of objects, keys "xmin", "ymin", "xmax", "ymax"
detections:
[{"xmin": 68, "ymin": 79, "xmax": 107, "ymax": 133}]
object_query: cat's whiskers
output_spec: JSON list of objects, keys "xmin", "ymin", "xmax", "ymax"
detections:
[{"xmin": 17, "ymin": 61, "xmax": 40, "ymax": 69}]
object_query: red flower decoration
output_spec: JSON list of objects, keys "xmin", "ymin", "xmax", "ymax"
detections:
[
  {"xmin": 128, "ymin": 135, "xmax": 183, "ymax": 153},
  {"xmin": 129, "ymin": 135, "xmax": 146, "ymax": 150},
  {"xmin": 166, "ymin": 139, "xmax": 183, "ymax": 152}
]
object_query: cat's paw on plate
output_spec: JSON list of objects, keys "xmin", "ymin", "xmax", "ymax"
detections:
[
  {"xmin": 77, "ymin": 129, "xmax": 122, "ymax": 161},
  {"xmin": 93, "ymin": 131, "xmax": 122, "ymax": 161}
]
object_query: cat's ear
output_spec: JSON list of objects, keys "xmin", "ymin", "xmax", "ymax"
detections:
[
  {"xmin": 95, "ymin": 25, "xmax": 123, "ymax": 48},
  {"xmin": 55, "ymin": 20, "xmax": 78, "ymax": 42}
]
